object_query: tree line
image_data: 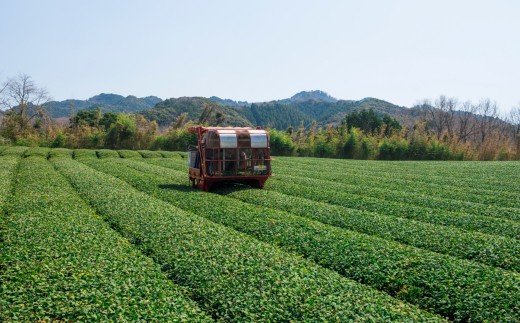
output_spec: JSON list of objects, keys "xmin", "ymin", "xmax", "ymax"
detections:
[{"xmin": 1, "ymin": 74, "xmax": 519, "ymax": 160}]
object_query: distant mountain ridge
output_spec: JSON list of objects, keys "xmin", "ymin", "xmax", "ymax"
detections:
[
  {"xmin": 40, "ymin": 90, "xmax": 417, "ymax": 129},
  {"xmin": 141, "ymin": 97, "xmax": 252, "ymax": 127},
  {"xmin": 43, "ymin": 93, "xmax": 162, "ymax": 118},
  {"xmin": 281, "ymin": 90, "xmax": 338, "ymax": 104}
]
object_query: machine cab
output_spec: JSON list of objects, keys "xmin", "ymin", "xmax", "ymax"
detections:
[{"xmin": 188, "ymin": 126, "xmax": 271, "ymax": 190}]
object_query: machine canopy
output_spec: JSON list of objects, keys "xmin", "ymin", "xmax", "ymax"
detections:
[{"xmin": 205, "ymin": 128, "xmax": 269, "ymax": 149}]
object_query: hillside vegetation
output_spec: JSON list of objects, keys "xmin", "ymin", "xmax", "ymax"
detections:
[
  {"xmin": 142, "ymin": 97, "xmax": 252, "ymax": 127},
  {"xmin": 43, "ymin": 93, "xmax": 162, "ymax": 118},
  {"xmin": 1, "ymin": 75, "xmax": 519, "ymax": 160}
]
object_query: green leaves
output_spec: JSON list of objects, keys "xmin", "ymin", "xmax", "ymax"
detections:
[
  {"xmin": 0, "ymin": 156, "xmax": 210, "ymax": 321},
  {"xmin": 4, "ymin": 147, "xmax": 518, "ymax": 322},
  {"xmin": 138, "ymin": 150, "xmax": 163, "ymax": 158},
  {"xmin": 52, "ymin": 153, "xmax": 441, "ymax": 321},
  {"xmin": 117, "ymin": 149, "xmax": 142, "ymax": 158},
  {"xmin": 131, "ymin": 156, "xmax": 520, "ymax": 321}
]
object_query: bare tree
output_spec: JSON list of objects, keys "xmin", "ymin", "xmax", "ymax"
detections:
[
  {"xmin": 456, "ymin": 101, "xmax": 477, "ymax": 143},
  {"xmin": 0, "ymin": 74, "xmax": 51, "ymax": 138},
  {"xmin": 476, "ymin": 99, "xmax": 499, "ymax": 144},
  {"xmin": 442, "ymin": 96, "xmax": 457, "ymax": 140},
  {"xmin": 0, "ymin": 79, "xmax": 9, "ymax": 109},
  {"xmin": 510, "ymin": 105, "xmax": 520, "ymax": 135},
  {"xmin": 422, "ymin": 95, "xmax": 458, "ymax": 140},
  {"xmin": 510, "ymin": 105, "xmax": 520, "ymax": 155}
]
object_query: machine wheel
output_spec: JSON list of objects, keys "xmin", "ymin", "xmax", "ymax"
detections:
[
  {"xmin": 200, "ymin": 180, "xmax": 213, "ymax": 191},
  {"xmin": 252, "ymin": 180, "xmax": 264, "ymax": 189}
]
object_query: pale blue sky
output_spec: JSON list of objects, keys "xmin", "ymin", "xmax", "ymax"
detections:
[{"xmin": 1, "ymin": 0, "xmax": 519, "ymax": 112}]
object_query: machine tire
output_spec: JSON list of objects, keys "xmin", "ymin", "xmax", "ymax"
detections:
[{"xmin": 251, "ymin": 180, "xmax": 264, "ymax": 189}]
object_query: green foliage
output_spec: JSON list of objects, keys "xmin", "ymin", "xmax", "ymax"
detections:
[
  {"xmin": 105, "ymin": 114, "xmax": 137, "ymax": 149},
  {"xmin": 222, "ymin": 185, "xmax": 519, "ymax": 270},
  {"xmin": 154, "ymin": 128, "xmax": 197, "ymax": 151},
  {"xmin": 269, "ymin": 129, "xmax": 296, "ymax": 156},
  {"xmin": 138, "ymin": 150, "xmax": 163, "ymax": 158},
  {"xmin": 4, "ymin": 148, "xmax": 519, "ymax": 321},
  {"xmin": 51, "ymin": 131, "xmax": 67, "ymax": 148},
  {"xmin": 14, "ymin": 137, "xmax": 39, "ymax": 147},
  {"xmin": 96, "ymin": 149, "xmax": 120, "ymax": 158},
  {"xmin": 378, "ymin": 138, "xmax": 409, "ymax": 160},
  {"xmin": 44, "ymin": 93, "xmax": 161, "ymax": 118},
  {"xmin": 0, "ymin": 156, "xmax": 209, "ymax": 321},
  {"xmin": 1, "ymin": 146, "xmax": 28, "ymax": 156},
  {"xmin": 0, "ymin": 154, "xmax": 18, "ymax": 218},
  {"xmin": 344, "ymin": 109, "xmax": 402, "ymax": 135},
  {"xmin": 99, "ymin": 112, "xmax": 118, "ymax": 129},
  {"xmin": 118, "ymin": 149, "xmax": 142, "ymax": 158},
  {"xmin": 73, "ymin": 148, "xmax": 97, "ymax": 159},
  {"xmin": 159, "ymin": 151, "xmax": 183, "ymax": 158},
  {"xmin": 427, "ymin": 140, "xmax": 453, "ymax": 160},
  {"xmin": 342, "ymin": 130, "xmax": 357, "ymax": 158},
  {"xmin": 71, "ymin": 108, "xmax": 102, "ymax": 127},
  {"xmin": 90, "ymin": 156, "xmax": 519, "ymax": 321},
  {"xmin": 142, "ymin": 97, "xmax": 251, "ymax": 127},
  {"xmin": 268, "ymin": 162, "xmax": 520, "ymax": 237},
  {"xmin": 23, "ymin": 147, "xmax": 50, "ymax": 158},
  {"xmin": 142, "ymin": 159, "xmax": 520, "ymax": 272},
  {"xmin": 48, "ymin": 148, "xmax": 72, "ymax": 158},
  {"xmin": 240, "ymin": 102, "xmax": 313, "ymax": 129},
  {"xmin": 53, "ymin": 153, "xmax": 440, "ymax": 321}
]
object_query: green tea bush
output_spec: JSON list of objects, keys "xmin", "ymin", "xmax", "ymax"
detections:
[
  {"xmin": 269, "ymin": 174, "xmax": 519, "ymax": 238},
  {"xmin": 138, "ymin": 150, "xmax": 163, "ymax": 158},
  {"xmin": 222, "ymin": 187, "xmax": 519, "ymax": 271},
  {"xmin": 1, "ymin": 146, "xmax": 28, "ymax": 156},
  {"xmin": 52, "ymin": 154, "xmax": 440, "ymax": 322},
  {"xmin": 91, "ymin": 157, "xmax": 520, "ymax": 322},
  {"xmin": 118, "ymin": 149, "xmax": 142, "ymax": 158},
  {"xmin": 278, "ymin": 156, "xmax": 519, "ymax": 200},
  {"xmin": 159, "ymin": 150, "xmax": 181, "ymax": 158},
  {"xmin": 96, "ymin": 149, "xmax": 120, "ymax": 158},
  {"xmin": 73, "ymin": 148, "xmax": 97, "ymax": 159},
  {"xmin": 48, "ymin": 148, "xmax": 73, "ymax": 158},
  {"xmin": 0, "ymin": 155, "xmax": 19, "ymax": 214},
  {"xmin": 1, "ymin": 156, "xmax": 210, "ymax": 321},
  {"xmin": 23, "ymin": 146, "xmax": 50, "ymax": 158},
  {"xmin": 271, "ymin": 162, "xmax": 520, "ymax": 223},
  {"xmin": 276, "ymin": 157, "xmax": 519, "ymax": 208},
  {"xmin": 150, "ymin": 157, "xmax": 520, "ymax": 239}
]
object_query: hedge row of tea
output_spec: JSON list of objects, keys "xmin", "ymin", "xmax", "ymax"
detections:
[
  {"xmin": 144, "ymin": 157, "xmax": 520, "ymax": 240},
  {"xmin": 0, "ymin": 149, "xmax": 210, "ymax": 321},
  {"xmin": 1, "ymin": 146, "xmax": 518, "ymax": 321},
  {"xmin": 277, "ymin": 157, "xmax": 519, "ymax": 207},
  {"xmin": 51, "ymin": 152, "xmax": 438, "ymax": 321},
  {"xmin": 96, "ymin": 156, "xmax": 518, "ymax": 321}
]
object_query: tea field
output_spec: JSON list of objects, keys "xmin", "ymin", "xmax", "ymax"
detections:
[{"xmin": 0, "ymin": 146, "xmax": 519, "ymax": 321}]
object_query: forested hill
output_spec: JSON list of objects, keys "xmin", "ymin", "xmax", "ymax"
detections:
[
  {"xmin": 43, "ymin": 93, "xmax": 162, "ymax": 118},
  {"xmin": 235, "ymin": 97, "xmax": 409, "ymax": 129},
  {"xmin": 211, "ymin": 91, "xmax": 410, "ymax": 129},
  {"xmin": 141, "ymin": 97, "xmax": 252, "ymax": 127},
  {"xmin": 143, "ymin": 91, "xmax": 411, "ymax": 129},
  {"xmin": 40, "ymin": 90, "xmax": 413, "ymax": 129}
]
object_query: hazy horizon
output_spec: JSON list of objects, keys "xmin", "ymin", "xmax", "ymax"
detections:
[{"xmin": 1, "ymin": 0, "xmax": 519, "ymax": 112}]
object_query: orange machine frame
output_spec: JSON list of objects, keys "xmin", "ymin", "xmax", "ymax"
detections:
[{"xmin": 188, "ymin": 126, "xmax": 272, "ymax": 191}]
